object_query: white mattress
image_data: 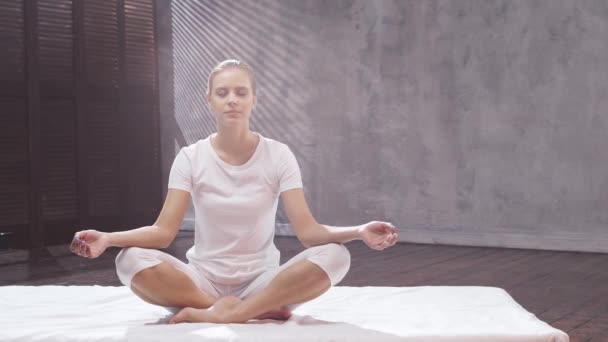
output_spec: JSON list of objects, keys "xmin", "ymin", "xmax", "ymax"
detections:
[{"xmin": 0, "ymin": 285, "xmax": 568, "ymax": 342}]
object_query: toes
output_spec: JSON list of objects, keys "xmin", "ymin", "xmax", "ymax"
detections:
[
  {"xmin": 275, "ymin": 306, "xmax": 292, "ymax": 318},
  {"xmin": 270, "ymin": 308, "xmax": 292, "ymax": 320},
  {"xmin": 169, "ymin": 308, "xmax": 191, "ymax": 324},
  {"xmin": 280, "ymin": 309, "xmax": 292, "ymax": 320},
  {"xmin": 169, "ymin": 314, "xmax": 182, "ymax": 324}
]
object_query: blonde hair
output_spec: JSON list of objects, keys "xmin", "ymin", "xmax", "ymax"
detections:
[{"xmin": 206, "ymin": 59, "xmax": 257, "ymax": 96}]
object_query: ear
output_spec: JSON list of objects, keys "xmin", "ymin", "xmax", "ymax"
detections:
[{"xmin": 252, "ymin": 95, "xmax": 257, "ymax": 110}]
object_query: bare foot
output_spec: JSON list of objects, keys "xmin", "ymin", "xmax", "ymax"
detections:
[
  {"xmin": 169, "ymin": 296, "xmax": 242, "ymax": 324},
  {"xmin": 169, "ymin": 297, "xmax": 292, "ymax": 324}
]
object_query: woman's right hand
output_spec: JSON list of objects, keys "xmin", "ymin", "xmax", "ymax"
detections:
[{"xmin": 70, "ymin": 230, "xmax": 110, "ymax": 258}]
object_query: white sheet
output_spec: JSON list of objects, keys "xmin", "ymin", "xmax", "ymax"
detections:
[{"xmin": 0, "ymin": 285, "xmax": 568, "ymax": 342}]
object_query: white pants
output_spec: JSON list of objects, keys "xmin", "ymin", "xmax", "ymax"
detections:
[{"xmin": 115, "ymin": 243, "xmax": 351, "ymax": 312}]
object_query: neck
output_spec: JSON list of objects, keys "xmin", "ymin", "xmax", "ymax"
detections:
[{"xmin": 213, "ymin": 125, "xmax": 256, "ymax": 155}]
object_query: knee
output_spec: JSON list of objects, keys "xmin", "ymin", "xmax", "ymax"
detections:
[
  {"xmin": 326, "ymin": 243, "xmax": 351, "ymax": 272},
  {"xmin": 115, "ymin": 247, "xmax": 150, "ymax": 286},
  {"xmin": 115, "ymin": 247, "xmax": 144, "ymax": 269},
  {"xmin": 312, "ymin": 243, "xmax": 351, "ymax": 285}
]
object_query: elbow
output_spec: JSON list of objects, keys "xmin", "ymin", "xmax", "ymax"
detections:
[
  {"xmin": 299, "ymin": 234, "xmax": 321, "ymax": 249},
  {"xmin": 300, "ymin": 239, "xmax": 312, "ymax": 249},
  {"xmin": 298, "ymin": 224, "xmax": 326, "ymax": 248},
  {"xmin": 156, "ymin": 226, "xmax": 175, "ymax": 249},
  {"xmin": 161, "ymin": 233, "xmax": 176, "ymax": 249},
  {"xmin": 298, "ymin": 233, "xmax": 312, "ymax": 248}
]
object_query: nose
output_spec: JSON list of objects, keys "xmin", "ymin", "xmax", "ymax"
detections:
[{"xmin": 227, "ymin": 93, "xmax": 238, "ymax": 105}]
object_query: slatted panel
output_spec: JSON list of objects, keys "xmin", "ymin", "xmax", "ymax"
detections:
[
  {"xmin": 40, "ymin": 101, "xmax": 78, "ymax": 220},
  {"xmin": 0, "ymin": 1, "xmax": 29, "ymax": 236},
  {"xmin": 124, "ymin": 102, "xmax": 160, "ymax": 220},
  {"xmin": 0, "ymin": 0, "xmax": 25, "ymax": 83},
  {"xmin": 0, "ymin": 0, "xmax": 162, "ymax": 248},
  {"xmin": 85, "ymin": 101, "xmax": 121, "ymax": 217},
  {"xmin": 125, "ymin": 0, "xmax": 155, "ymax": 85},
  {"xmin": 84, "ymin": 1, "xmax": 119, "ymax": 86},
  {"xmin": 0, "ymin": 98, "xmax": 29, "ymax": 226},
  {"xmin": 123, "ymin": 0, "xmax": 161, "ymax": 224},
  {"xmin": 83, "ymin": 1, "xmax": 121, "ymax": 220},
  {"xmin": 38, "ymin": 0, "xmax": 73, "ymax": 82},
  {"xmin": 37, "ymin": 0, "xmax": 78, "ymax": 224}
]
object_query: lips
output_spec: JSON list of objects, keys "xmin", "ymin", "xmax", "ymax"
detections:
[{"xmin": 225, "ymin": 111, "xmax": 241, "ymax": 114}]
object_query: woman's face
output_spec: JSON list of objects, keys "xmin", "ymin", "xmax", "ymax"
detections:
[{"xmin": 206, "ymin": 68, "xmax": 256, "ymax": 126}]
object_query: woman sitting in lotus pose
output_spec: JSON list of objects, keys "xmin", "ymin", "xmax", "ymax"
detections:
[{"xmin": 70, "ymin": 59, "xmax": 399, "ymax": 324}]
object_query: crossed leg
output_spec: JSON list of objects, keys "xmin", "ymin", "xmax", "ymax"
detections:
[
  {"xmin": 169, "ymin": 243, "xmax": 351, "ymax": 324},
  {"xmin": 169, "ymin": 259, "xmax": 330, "ymax": 324},
  {"xmin": 115, "ymin": 247, "xmax": 295, "ymax": 319}
]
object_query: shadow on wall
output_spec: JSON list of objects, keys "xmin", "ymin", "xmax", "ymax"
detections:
[{"xmin": 170, "ymin": 0, "xmax": 317, "ymax": 227}]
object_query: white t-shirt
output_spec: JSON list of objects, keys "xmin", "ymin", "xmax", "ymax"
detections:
[{"xmin": 167, "ymin": 132, "xmax": 303, "ymax": 285}]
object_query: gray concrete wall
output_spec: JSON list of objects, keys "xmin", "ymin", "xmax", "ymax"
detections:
[{"xmin": 164, "ymin": 0, "xmax": 608, "ymax": 253}]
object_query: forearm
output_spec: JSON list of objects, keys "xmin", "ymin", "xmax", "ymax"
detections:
[
  {"xmin": 303, "ymin": 223, "xmax": 363, "ymax": 247},
  {"xmin": 105, "ymin": 225, "xmax": 172, "ymax": 249}
]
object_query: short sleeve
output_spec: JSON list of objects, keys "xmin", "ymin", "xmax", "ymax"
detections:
[
  {"xmin": 168, "ymin": 148, "xmax": 192, "ymax": 192},
  {"xmin": 278, "ymin": 145, "xmax": 303, "ymax": 193}
]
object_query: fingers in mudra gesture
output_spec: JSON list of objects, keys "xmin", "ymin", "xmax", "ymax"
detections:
[
  {"xmin": 69, "ymin": 230, "xmax": 109, "ymax": 258},
  {"xmin": 359, "ymin": 221, "xmax": 399, "ymax": 251}
]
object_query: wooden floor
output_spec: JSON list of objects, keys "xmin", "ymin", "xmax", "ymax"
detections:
[{"xmin": 1, "ymin": 231, "xmax": 607, "ymax": 341}]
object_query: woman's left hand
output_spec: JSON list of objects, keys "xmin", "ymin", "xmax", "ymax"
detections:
[{"xmin": 359, "ymin": 221, "xmax": 399, "ymax": 251}]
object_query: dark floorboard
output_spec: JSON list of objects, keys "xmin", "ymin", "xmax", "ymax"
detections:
[{"xmin": 1, "ymin": 231, "xmax": 606, "ymax": 341}]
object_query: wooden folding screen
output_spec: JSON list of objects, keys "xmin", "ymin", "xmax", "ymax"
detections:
[{"xmin": 0, "ymin": 0, "xmax": 162, "ymax": 249}]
